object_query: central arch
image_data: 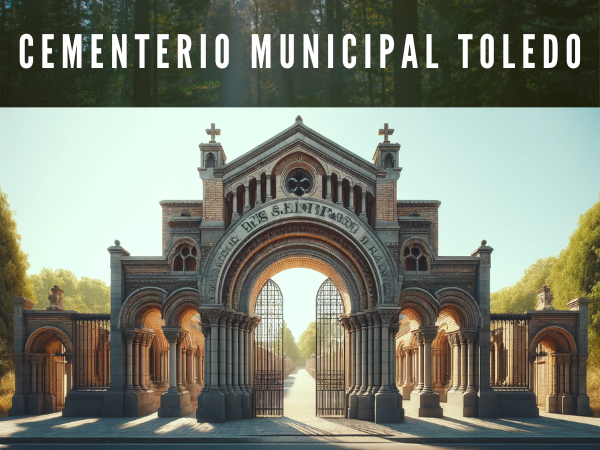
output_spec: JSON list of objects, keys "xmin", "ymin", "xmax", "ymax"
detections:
[{"xmin": 201, "ymin": 198, "xmax": 398, "ymax": 312}]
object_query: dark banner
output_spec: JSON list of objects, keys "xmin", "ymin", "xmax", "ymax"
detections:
[{"xmin": 1, "ymin": 0, "xmax": 598, "ymax": 107}]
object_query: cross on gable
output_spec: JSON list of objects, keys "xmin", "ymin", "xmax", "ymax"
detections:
[
  {"xmin": 378, "ymin": 123, "xmax": 394, "ymax": 143},
  {"xmin": 206, "ymin": 123, "xmax": 221, "ymax": 143}
]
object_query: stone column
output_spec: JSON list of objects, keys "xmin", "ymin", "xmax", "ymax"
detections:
[
  {"xmin": 352, "ymin": 316, "xmax": 362, "ymax": 395},
  {"xmin": 200, "ymin": 325, "xmax": 210, "ymax": 392},
  {"xmin": 373, "ymin": 312, "xmax": 382, "ymax": 392},
  {"xmin": 337, "ymin": 179, "xmax": 343, "ymax": 206},
  {"xmin": 232, "ymin": 189, "xmax": 240, "ymax": 220},
  {"xmin": 415, "ymin": 333, "xmax": 424, "ymax": 392},
  {"xmin": 325, "ymin": 174, "xmax": 332, "ymax": 201},
  {"xmin": 232, "ymin": 313, "xmax": 242, "ymax": 394},
  {"xmin": 366, "ymin": 312, "xmax": 374, "ymax": 394},
  {"xmin": 177, "ymin": 335, "xmax": 184, "ymax": 390},
  {"xmin": 219, "ymin": 312, "xmax": 228, "ymax": 392},
  {"xmin": 141, "ymin": 334, "xmax": 153, "ymax": 390},
  {"xmin": 464, "ymin": 331, "xmax": 477, "ymax": 394},
  {"xmin": 374, "ymin": 308, "xmax": 403, "ymax": 423},
  {"xmin": 460, "ymin": 333, "xmax": 468, "ymax": 392},
  {"xmin": 360, "ymin": 190, "xmax": 367, "ymax": 220},
  {"xmin": 406, "ymin": 351, "xmax": 413, "ymax": 386},
  {"xmin": 358, "ymin": 314, "xmax": 368, "ymax": 394},
  {"xmin": 30, "ymin": 357, "xmax": 37, "ymax": 395},
  {"xmin": 348, "ymin": 184, "xmax": 355, "ymax": 212},
  {"xmin": 256, "ymin": 178, "xmax": 262, "ymax": 205},
  {"xmin": 133, "ymin": 332, "xmax": 141, "ymax": 390},
  {"xmin": 243, "ymin": 184, "xmax": 250, "ymax": 212},
  {"xmin": 165, "ymin": 332, "xmax": 178, "ymax": 393},
  {"xmin": 266, "ymin": 173, "xmax": 272, "ymax": 200},
  {"xmin": 37, "ymin": 356, "xmax": 44, "ymax": 397},
  {"xmin": 419, "ymin": 329, "xmax": 438, "ymax": 396},
  {"xmin": 448, "ymin": 334, "xmax": 459, "ymax": 392},
  {"xmin": 187, "ymin": 349, "xmax": 193, "ymax": 386},
  {"xmin": 226, "ymin": 312, "xmax": 235, "ymax": 393},
  {"xmin": 124, "ymin": 331, "xmax": 134, "ymax": 390}
]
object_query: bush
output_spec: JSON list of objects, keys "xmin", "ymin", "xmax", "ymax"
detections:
[{"xmin": 0, "ymin": 372, "xmax": 15, "ymax": 417}]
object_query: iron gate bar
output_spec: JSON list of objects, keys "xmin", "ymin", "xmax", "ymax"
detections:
[
  {"xmin": 253, "ymin": 280, "xmax": 284, "ymax": 417},
  {"xmin": 316, "ymin": 279, "xmax": 345, "ymax": 418}
]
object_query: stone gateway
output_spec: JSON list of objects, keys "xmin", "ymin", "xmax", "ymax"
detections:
[{"xmin": 8, "ymin": 117, "xmax": 593, "ymax": 422}]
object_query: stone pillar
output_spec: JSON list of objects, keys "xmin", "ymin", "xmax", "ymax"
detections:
[
  {"xmin": 141, "ymin": 334, "xmax": 153, "ymax": 390},
  {"xmin": 256, "ymin": 178, "xmax": 262, "ymax": 205},
  {"xmin": 196, "ymin": 308, "xmax": 226, "ymax": 423},
  {"xmin": 567, "ymin": 296, "xmax": 593, "ymax": 416},
  {"xmin": 30, "ymin": 357, "xmax": 38, "ymax": 395},
  {"xmin": 348, "ymin": 315, "xmax": 360, "ymax": 419},
  {"xmin": 218, "ymin": 312, "xmax": 228, "ymax": 393},
  {"xmin": 366, "ymin": 312, "xmax": 374, "ymax": 394},
  {"xmin": 465, "ymin": 332, "xmax": 477, "ymax": 394},
  {"xmin": 225, "ymin": 310, "xmax": 242, "ymax": 421},
  {"xmin": 373, "ymin": 312, "xmax": 382, "ymax": 392},
  {"xmin": 546, "ymin": 355, "xmax": 559, "ymax": 414},
  {"xmin": 232, "ymin": 189, "xmax": 240, "ymax": 220},
  {"xmin": 408, "ymin": 328, "xmax": 442, "ymax": 417},
  {"xmin": 187, "ymin": 349, "xmax": 193, "ymax": 387},
  {"xmin": 448, "ymin": 334, "xmax": 459, "ymax": 393},
  {"xmin": 124, "ymin": 331, "xmax": 134, "ymax": 390},
  {"xmin": 374, "ymin": 308, "xmax": 403, "ymax": 423},
  {"xmin": 326, "ymin": 174, "xmax": 332, "ymax": 201},
  {"xmin": 460, "ymin": 334, "xmax": 468, "ymax": 392},
  {"xmin": 422, "ymin": 332, "xmax": 435, "ymax": 394},
  {"xmin": 168, "ymin": 338, "xmax": 177, "ymax": 391},
  {"xmin": 244, "ymin": 184, "xmax": 250, "ymax": 212},
  {"xmin": 356, "ymin": 313, "xmax": 373, "ymax": 420},
  {"xmin": 9, "ymin": 297, "xmax": 34, "ymax": 417},
  {"xmin": 348, "ymin": 183, "xmax": 355, "ymax": 212},
  {"xmin": 133, "ymin": 333, "xmax": 141, "ymax": 390},
  {"xmin": 337, "ymin": 179, "xmax": 343, "ymax": 206},
  {"xmin": 232, "ymin": 313, "xmax": 242, "ymax": 394},
  {"xmin": 360, "ymin": 190, "xmax": 367, "ymax": 220},
  {"xmin": 415, "ymin": 333, "xmax": 424, "ymax": 392},
  {"xmin": 266, "ymin": 173, "xmax": 272, "ymax": 200}
]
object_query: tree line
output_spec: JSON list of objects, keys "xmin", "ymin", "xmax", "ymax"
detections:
[{"xmin": 0, "ymin": 0, "xmax": 597, "ymax": 107}]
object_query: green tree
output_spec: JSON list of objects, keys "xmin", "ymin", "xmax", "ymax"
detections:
[
  {"xmin": 298, "ymin": 321, "xmax": 316, "ymax": 361},
  {"xmin": 491, "ymin": 256, "xmax": 558, "ymax": 313},
  {"xmin": 282, "ymin": 320, "xmax": 302, "ymax": 364},
  {"xmin": 29, "ymin": 268, "xmax": 110, "ymax": 314},
  {"xmin": 0, "ymin": 187, "xmax": 33, "ymax": 379}
]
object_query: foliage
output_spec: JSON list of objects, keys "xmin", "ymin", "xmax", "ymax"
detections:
[
  {"xmin": 0, "ymin": 372, "xmax": 15, "ymax": 417},
  {"xmin": 588, "ymin": 366, "xmax": 600, "ymax": 417},
  {"xmin": 0, "ymin": 0, "xmax": 596, "ymax": 106},
  {"xmin": 491, "ymin": 194, "xmax": 600, "ymax": 369},
  {"xmin": 29, "ymin": 268, "xmax": 110, "ymax": 314},
  {"xmin": 0, "ymin": 187, "xmax": 33, "ymax": 380},
  {"xmin": 491, "ymin": 257, "xmax": 558, "ymax": 313},
  {"xmin": 298, "ymin": 321, "xmax": 316, "ymax": 361},
  {"xmin": 282, "ymin": 320, "xmax": 303, "ymax": 364}
]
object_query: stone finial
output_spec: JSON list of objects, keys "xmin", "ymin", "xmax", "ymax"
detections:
[
  {"xmin": 47, "ymin": 285, "xmax": 64, "ymax": 311},
  {"xmin": 295, "ymin": 115, "xmax": 303, "ymax": 123},
  {"xmin": 481, "ymin": 240, "xmax": 487, "ymax": 246},
  {"xmin": 536, "ymin": 285, "xmax": 554, "ymax": 311},
  {"xmin": 114, "ymin": 239, "xmax": 120, "ymax": 246}
]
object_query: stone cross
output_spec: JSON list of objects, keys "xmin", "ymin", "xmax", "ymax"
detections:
[
  {"xmin": 378, "ymin": 123, "xmax": 394, "ymax": 143},
  {"xmin": 206, "ymin": 123, "xmax": 221, "ymax": 143}
]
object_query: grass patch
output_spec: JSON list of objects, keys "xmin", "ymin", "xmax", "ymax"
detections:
[
  {"xmin": 588, "ymin": 366, "xmax": 600, "ymax": 417},
  {"xmin": 0, "ymin": 372, "xmax": 15, "ymax": 417}
]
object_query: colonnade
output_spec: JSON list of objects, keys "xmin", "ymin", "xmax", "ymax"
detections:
[
  {"xmin": 228, "ymin": 172, "xmax": 371, "ymax": 223},
  {"xmin": 24, "ymin": 353, "xmax": 71, "ymax": 414},
  {"xmin": 195, "ymin": 309, "xmax": 260, "ymax": 422},
  {"xmin": 340, "ymin": 309, "xmax": 403, "ymax": 423}
]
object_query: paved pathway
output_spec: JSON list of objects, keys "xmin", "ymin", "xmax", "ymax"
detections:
[{"xmin": 1, "ymin": 368, "xmax": 600, "ymax": 443}]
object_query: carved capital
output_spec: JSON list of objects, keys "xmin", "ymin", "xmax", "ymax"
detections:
[
  {"xmin": 571, "ymin": 355, "xmax": 578, "ymax": 365},
  {"xmin": 232, "ymin": 312, "xmax": 243, "ymax": 328},
  {"xmin": 460, "ymin": 330, "xmax": 478, "ymax": 344},
  {"xmin": 162, "ymin": 329, "xmax": 181, "ymax": 344},
  {"xmin": 349, "ymin": 315, "xmax": 361, "ymax": 330},
  {"xmin": 339, "ymin": 316, "xmax": 351, "ymax": 331},
  {"xmin": 357, "ymin": 313, "xmax": 368, "ymax": 327},
  {"xmin": 371, "ymin": 311, "xmax": 381, "ymax": 325},
  {"xmin": 447, "ymin": 333, "xmax": 459, "ymax": 346},
  {"xmin": 133, "ymin": 331, "xmax": 143, "ymax": 344},
  {"xmin": 226, "ymin": 310, "xmax": 235, "ymax": 326},
  {"xmin": 413, "ymin": 331, "xmax": 424, "ymax": 345},
  {"xmin": 201, "ymin": 309, "xmax": 222, "ymax": 327},
  {"xmin": 420, "ymin": 328, "xmax": 439, "ymax": 344},
  {"xmin": 239, "ymin": 315, "xmax": 249, "ymax": 329},
  {"xmin": 377, "ymin": 307, "xmax": 400, "ymax": 326},
  {"xmin": 123, "ymin": 330, "xmax": 135, "ymax": 344},
  {"xmin": 178, "ymin": 331, "xmax": 189, "ymax": 344},
  {"xmin": 528, "ymin": 353, "xmax": 537, "ymax": 363},
  {"xmin": 365, "ymin": 310, "xmax": 374, "ymax": 326}
]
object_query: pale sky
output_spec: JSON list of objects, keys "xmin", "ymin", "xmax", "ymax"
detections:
[{"xmin": 1, "ymin": 108, "xmax": 598, "ymax": 340}]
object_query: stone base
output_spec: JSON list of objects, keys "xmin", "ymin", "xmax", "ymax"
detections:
[
  {"xmin": 357, "ymin": 393, "xmax": 375, "ymax": 421},
  {"xmin": 476, "ymin": 390, "xmax": 499, "ymax": 418},
  {"xmin": 101, "ymin": 389, "xmax": 125, "ymax": 417},
  {"xmin": 43, "ymin": 394, "xmax": 57, "ymax": 414},
  {"xmin": 123, "ymin": 389, "xmax": 160, "ymax": 417},
  {"xmin": 546, "ymin": 394, "xmax": 559, "ymax": 414},
  {"xmin": 496, "ymin": 391, "xmax": 538, "ymax": 417},
  {"xmin": 561, "ymin": 393, "xmax": 576, "ymax": 415},
  {"xmin": 374, "ymin": 391, "xmax": 404, "ymax": 423},
  {"xmin": 443, "ymin": 391, "xmax": 477, "ymax": 417},
  {"xmin": 225, "ymin": 392, "xmax": 243, "ymax": 421},
  {"xmin": 400, "ymin": 384, "xmax": 413, "ymax": 398},
  {"xmin": 407, "ymin": 391, "xmax": 443, "ymax": 417},
  {"xmin": 26, "ymin": 393, "xmax": 44, "ymax": 415},
  {"xmin": 434, "ymin": 387, "xmax": 448, "ymax": 403},
  {"xmin": 62, "ymin": 390, "xmax": 107, "ymax": 417},
  {"xmin": 576, "ymin": 394, "xmax": 593, "ymax": 416},
  {"xmin": 196, "ymin": 390, "xmax": 226, "ymax": 423},
  {"xmin": 347, "ymin": 392, "xmax": 359, "ymax": 419},
  {"xmin": 158, "ymin": 389, "xmax": 193, "ymax": 417},
  {"xmin": 241, "ymin": 392, "xmax": 252, "ymax": 419},
  {"xmin": 8, "ymin": 394, "xmax": 26, "ymax": 416}
]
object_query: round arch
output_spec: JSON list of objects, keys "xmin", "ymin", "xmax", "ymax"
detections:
[
  {"xmin": 201, "ymin": 198, "xmax": 398, "ymax": 313},
  {"xmin": 25, "ymin": 326, "xmax": 73, "ymax": 354},
  {"xmin": 119, "ymin": 287, "xmax": 167, "ymax": 328},
  {"xmin": 398, "ymin": 287, "xmax": 439, "ymax": 327},
  {"xmin": 162, "ymin": 288, "xmax": 202, "ymax": 329},
  {"xmin": 435, "ymin": 287, "xmax": 481, "ymax": 329},
  {"xmin": 530, "ymin": 325, "xmax": 577, "ymax": 354}
]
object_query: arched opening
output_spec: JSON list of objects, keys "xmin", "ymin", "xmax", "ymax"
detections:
[
  {"xmin": 25, "ymin": 327, "xmax": 74, "ymax": 414},
  {"xmin": 260, "ymin": 173, "xmax": 267, "ymax": 203},
  {"xmin": 384, "ymin": 153, "xmax": 394, "ymax": 168},
  {"xmin": 366, "ymin": 192, "xmax": 375, "ymax": 227},
  {"xmin": 342, "ymin": 179, "xmax": 351, "ymax": 208},
  {"xmin": 331, "ymin": 173, "xmax": 339, "ymax": 204},
  {"xmin": 353, "ymin": 185, "xmax": 362, "ymax": 214},
  {"xmin": 206, "ymin": 153, "xmax": 216, "ymax": 168},
  {"xmin": 224, "ymin": 192, "xmax": 234, "ymax": 227},
  {"xmin": 249, "ymin": 178, "xmax": 257, "ymax": 208},
  {"xmin": 236, "ymin": 184, "xmax": 245, "ymax": 215}
]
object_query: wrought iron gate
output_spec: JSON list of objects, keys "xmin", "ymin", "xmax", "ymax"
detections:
[
  {"xmin": 253, "ymin": 279, "xmax": 284, "ymax": 417},
  {"xmin": 316, "ymin": 279, "xmax": 346, "ymax": 417}
]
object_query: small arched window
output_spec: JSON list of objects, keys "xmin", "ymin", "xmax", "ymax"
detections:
[
  {"xmin": 173, "ymin": 245, "xmax": 198, "ymax": 273},
  {"xmin": 402, "ymin": 242, "xmax": 429, "ymax": 273},
  {"xmin": 206, "ymin": 153, "xmax": 216, "ymax": 168},
  {"xmin": 384, "ymin": 154, "xmax": 394, "ymax": 168}
]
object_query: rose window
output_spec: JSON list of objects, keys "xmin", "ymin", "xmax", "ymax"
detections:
[{"xmin": 285, "ymin": 169, "xmax": 313, "ymax": 197}]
